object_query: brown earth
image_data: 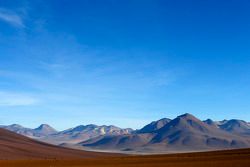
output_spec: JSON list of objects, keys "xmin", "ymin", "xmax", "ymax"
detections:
[{"xmin": 0, "ymin": 148, "xmax": 250, "ymax": 167}]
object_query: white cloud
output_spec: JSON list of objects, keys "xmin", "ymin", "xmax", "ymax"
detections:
[
  {"xmin": 0, "ymin": 8, "xmax": 24, "ymax": 28},
  {"xmin": 0, "ymin": 92, "xmax": 38, "ymax": 106}
]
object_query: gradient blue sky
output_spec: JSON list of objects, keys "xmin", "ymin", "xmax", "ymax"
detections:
[{"xmin": 0, "ymin": 0, "xmax": 250, "ymax": 130}]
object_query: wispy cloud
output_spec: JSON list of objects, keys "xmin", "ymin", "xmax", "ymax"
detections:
[
  {"xmin": 0, "ymin": 91, "xmax": 38, "ymax": 106},
  {"xmin": 0, "ymin": 8, "xmax": 24, "ymax": 28}
]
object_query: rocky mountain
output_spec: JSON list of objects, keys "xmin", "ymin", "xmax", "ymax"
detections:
[
  {"xmin": 150, "ymin": 114, "xmax": 249, "ymax": 150},
  {"xmin": 218, "ymin": 119, "xmax": 250, "ymax": 135},
  {"xmin": 2, "ymin": 124, "xmax": 57, "ymax": 138},
  {"xmin": 203, "ymin": 119, "xmax": 250, "ymax": 136},
  {"xmin": 1, "ymin": 123, "xmax": 133, "ymax": 145},
  {"xmin": 203, "ymin": 119, "xmax": 219, "ymax": 128},
  {"xmin": 42, "ymin": 124, "xmax": 133, "ymax": 144},
  {"xmin": 138, "ymin": 118, "xmax": 171, "ymax": 133},
  {"xmin": 34, "ymin": 124, "xmax": 57, "ymax": 135},
  {"xmin": 79, "ymin": 114, "xmax": 250, "ymax": 153}
]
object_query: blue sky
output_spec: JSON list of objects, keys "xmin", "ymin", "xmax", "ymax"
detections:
[{"xmin": 0, "ymin": 0, "xmax": 250, "ymax": 130}]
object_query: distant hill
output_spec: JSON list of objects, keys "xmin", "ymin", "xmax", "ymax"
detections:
[
  {"xmin": 2, "ymin": 124, "xmax": 57, "ymax": 138},
  {"xmin": 1, "ymin": 123, "xmax": 132, "ymax": 145},
  {"xmin": 42, "ymin": 124, "xmax": 133, "ymax": 144}
]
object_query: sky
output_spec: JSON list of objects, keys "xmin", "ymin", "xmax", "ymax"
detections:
[{"xmin": 0, "ymin": 0, "xmax": 250, "ymax": 130}]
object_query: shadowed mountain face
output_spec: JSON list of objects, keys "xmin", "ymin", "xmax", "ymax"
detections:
[
  {"xmin": 203, "ymin": 119, "xmax": 219, "ymax": 128},
  {"xmin": 80, "ymin": 114, "xmax": 250, "ymax": 153},
  {"xmin": 138, "ymin": 118, "xmax": 171, "ymax": 133}
]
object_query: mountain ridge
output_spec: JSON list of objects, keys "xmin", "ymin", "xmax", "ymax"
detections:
[
  {"xmin": 79, "ymin": 113, "xmax": 250, "ymax": 153},
  {"xmin": 2, "ymin": 113, "xmax": 250, "ymax": 153}
]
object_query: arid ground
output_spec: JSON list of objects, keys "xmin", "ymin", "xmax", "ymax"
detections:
[{"xmin": 0, "ymin": 148, "xmax": 250, "ymax": 167}]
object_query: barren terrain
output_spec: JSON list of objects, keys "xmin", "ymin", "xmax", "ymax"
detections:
[{"xmin": 0, "ymin": 148, "xmax": 250, "ymax": 167}]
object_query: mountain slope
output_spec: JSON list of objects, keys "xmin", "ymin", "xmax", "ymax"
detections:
[
  {"xmin": 81, "ymin": 133, "xmax": 154, "ymax": 150},
  {"xmin": 0, "ymin": 128, "xmax": 119, "ymax": 160},
  {"xmin": 150, "ymin": 114, "xmax": 250, "ymax": 151},
  {"xmin": 138, "ymin": 118, "xmax": 171, "ymax": 133}
]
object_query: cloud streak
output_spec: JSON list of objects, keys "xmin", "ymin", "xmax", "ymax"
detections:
[
  {"xmin": 0, "ymin": 8, "xmax": 24, "ymax": 28},
  {"xmin": 0, "ymin": 91, "xmax": 38, "ymax": 106}
]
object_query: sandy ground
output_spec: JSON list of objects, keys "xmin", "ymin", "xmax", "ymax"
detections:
[{"xmin": 1, "ymin": 148, "xmax": 250, "ymax": 167}]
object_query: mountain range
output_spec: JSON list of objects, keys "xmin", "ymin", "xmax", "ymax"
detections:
[
  {"xmin": 0, "ymin": 123, "xmax": 133, "ymax": 145},
  {"xmin": 1, "ymin": 124, "xmax": 57, "ymax": 138},
  {"xmin": 1, "ymin": 113, "xmax": 250, "ymax": 153}
]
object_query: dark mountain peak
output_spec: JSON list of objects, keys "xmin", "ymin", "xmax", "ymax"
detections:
[
  {"xmin": 36, "ymin": 124, "xmax": 50, "ymax": 129},
  {"xmin": 175, "ymin": 113, "xmax": 206, "ymax": 127},
  {"xmin": 155, "ymin": 113, "xmax": 210, "ymax": 138},
  {"xmin": 157, "ymin": 118, "xmax": 172, "ymax": 123},
  {"xmin": 204, "ymin": 119, "xmax": 214, "ymax": 125},
  {"xmin": 204, "ymin": 118, "xmax": 213, "ymax": 122},
  {"xmin": 138, "ymin": 118, "xmax": 171, "ymax": 133},
  {"xmin": 177, "ymin": 113, "xmax": 197, "ymax": 119},
  {"xmin": 203, "ymin": 119, "xmax": 220, "ymax": 128},
  {"xmin": 35, "ymin": 124, "xmax": 55, "ymax": 130}
]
